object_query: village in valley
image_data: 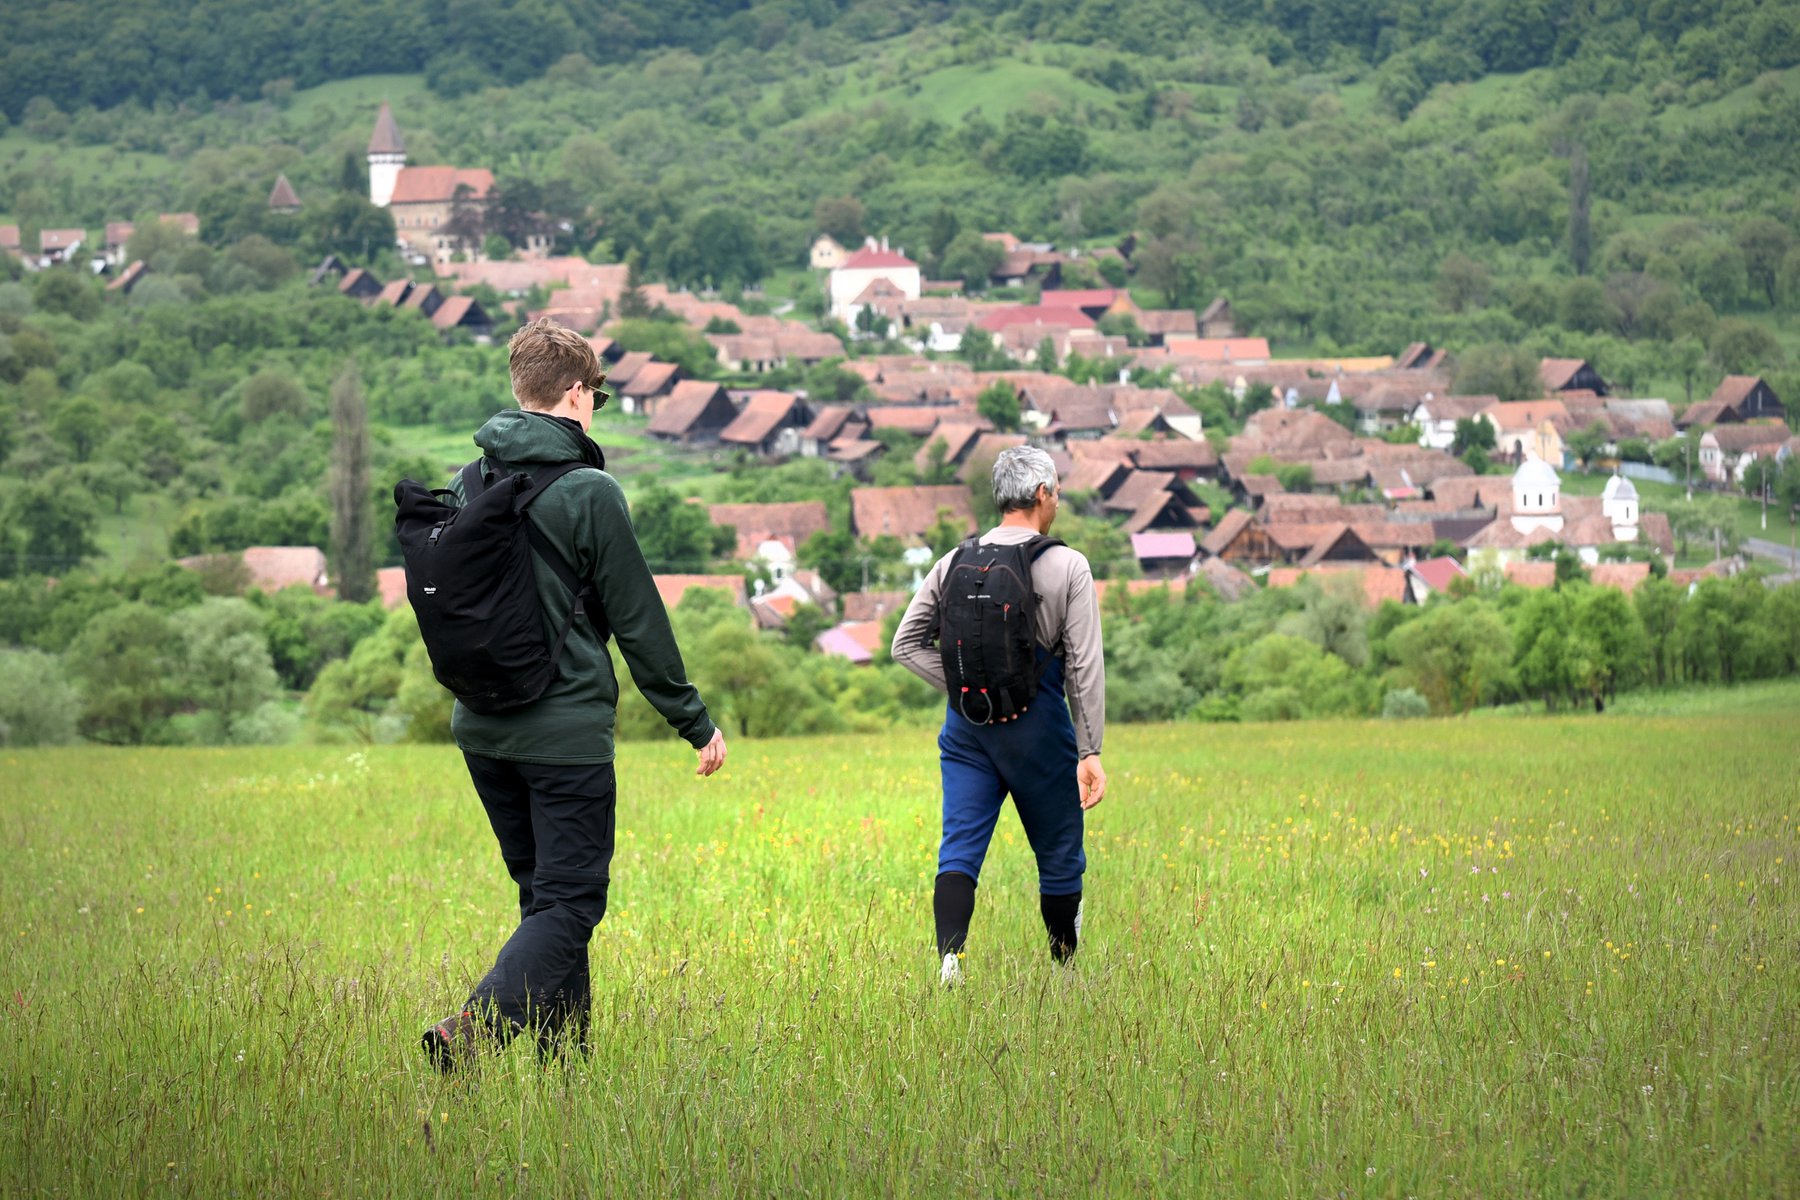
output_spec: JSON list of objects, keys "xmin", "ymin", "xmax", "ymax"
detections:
[{"xmin": 5, "ymin": 102, "xmax": 1796, "ymax": 675}]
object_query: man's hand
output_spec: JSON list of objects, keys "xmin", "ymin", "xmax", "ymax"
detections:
[
  {"xmin": 1077, "ymin": 754, "xmax": 1107, "ymax": 810},
  {"xmin": 695, "ymin": 728, "xmax": 727, "ymax": 777}
]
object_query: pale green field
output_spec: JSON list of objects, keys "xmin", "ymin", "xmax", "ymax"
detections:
[{"xmin": 2, "ymin": 712, "xmax": 1795, "ymax": 1197}]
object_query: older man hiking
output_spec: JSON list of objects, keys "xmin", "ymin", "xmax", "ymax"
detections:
[
  {"xmin": 403, "ymin": 317, "xmax": 726, "ymax": 1067},
  {"xmin": 891, "ymin": 446, "xmax": 1107, "ymax": 985}
]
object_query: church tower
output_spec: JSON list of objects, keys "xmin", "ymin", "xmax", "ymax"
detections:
[
  {"xmin": 367, "ymin": 102, "xmax": 407, "ymax": 208},
  {"xmin": 1509, "ymin": 457, "xmax": 1564, "ymax": 535}
]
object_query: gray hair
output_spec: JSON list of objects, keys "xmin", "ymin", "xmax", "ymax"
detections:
[{"xmin": 991, "ymin": 446, "xmax": 1059, "ymax": 513}]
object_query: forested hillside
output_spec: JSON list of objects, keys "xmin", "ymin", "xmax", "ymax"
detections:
[{"xmin": 5, "ymin": 2, "xmax": 1799, "ymax": 380}]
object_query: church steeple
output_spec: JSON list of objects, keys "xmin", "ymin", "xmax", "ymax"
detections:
[{"xmin": 367, "ymin": 102, "xmax": 407, "ymax": 208}]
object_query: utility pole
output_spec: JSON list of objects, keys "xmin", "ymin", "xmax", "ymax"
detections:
[{"xmin": 1684, "ymin": 434, "xmax": 1692, "ymax": 502}]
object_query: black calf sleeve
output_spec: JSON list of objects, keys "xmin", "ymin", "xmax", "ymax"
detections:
[
  {"xmin": 1040, "ymin": 891, "xmax": 1081, "ymax": 963},
  {"xmin": 934, "ymin": 871, "xmax": 976, "ymax": 958}
]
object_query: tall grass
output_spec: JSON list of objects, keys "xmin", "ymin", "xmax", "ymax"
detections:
[{"xmin": 2, "ymin": 710, "xmax": 1794, "ymax": 1196}]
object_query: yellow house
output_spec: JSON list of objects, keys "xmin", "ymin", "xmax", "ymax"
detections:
[{"xmin": 1483, "ymin": 400, "xmax": 1568, "ymax": 465}]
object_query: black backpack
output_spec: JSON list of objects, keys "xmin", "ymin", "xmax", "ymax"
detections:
[
  {"xmin": 934, "ymin": 535, "xmax": 1063, "ymax": 725},
  {"xmin": 393, "ymin": 460, "xmax": 609, "ymax": 715}
]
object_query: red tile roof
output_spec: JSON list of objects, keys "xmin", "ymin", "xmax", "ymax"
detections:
[
  {"xmin": 653, "ymin": 574, "xmax": 748, "ymax": 610},
  {"xmin": 1267, "ymin": 564, "xmax": 1409, "ymax": 607},
  {"xmin": 841, "ymin": 246, "xmax": 918, "ymax": 270},
  {"xmin": 850, "ymin": 485, "xmax": 976, "ymax": 541},
  {"xmin": 719, "ymin": 391, "xmax": 802, "ymax": 446},
  {"xmin": 390, "ymin": 166, "xmax": 493, "ymax": 205}
]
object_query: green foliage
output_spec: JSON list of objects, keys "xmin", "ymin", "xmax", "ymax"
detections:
[
  {"xmin": 304, "ymin": 606, "xmax": 420, "ymax": 743},
  {"xmin": 168, "ymin": 597, "xmax": 286, "ymax": 743},
  {"xmin": 0, "ymin": 647, "xmax": 81, "ymax": 745},
  {"xmin": 631, "ymin": 483, "xmax": 734, "ymax": 572},
  {"xmin": 1386, "ymin": 599, "xmax": 1513, "ymax": 715},
  {"xmin": 607, "ymin": 318, "xmax": 720, "ymax": 378},
  {"xmin": 1453, "ymin": 345, "xmax": 1542, "ymax": 403},
  {"xmin": 975, "ymin": 381, "xmax": 1021, "ymax": 433},
  {"xmin": 64, "ymin": 602, "xmax": 182, "ymax": 745}
]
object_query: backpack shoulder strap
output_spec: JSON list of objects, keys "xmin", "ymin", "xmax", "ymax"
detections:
[
  {"xmin": 1025, "ymin": 534, "xmax": 1066, "ymax": 561},
  {"xmin": 517, "ymin": 461, "xmax": 610, "ymax": 643},
  {"xmin": 458, "ymin": 459, "xmax": 487, "ymax": 499}
]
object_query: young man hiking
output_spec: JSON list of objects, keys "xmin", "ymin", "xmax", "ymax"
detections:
[
  {"xmin": 421, "ymin": 318, "xmax": 726, "ymax": 1067},
  {"xmin": 891, "ymin": 446, "xmax": 1107, "ymax": 985}
]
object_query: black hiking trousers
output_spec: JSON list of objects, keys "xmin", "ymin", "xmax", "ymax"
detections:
[{"xmin": 461, "ymin": 753, "xmax": 617, "ymax": 1047}]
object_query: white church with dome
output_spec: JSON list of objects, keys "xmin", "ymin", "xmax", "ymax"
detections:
[{"xmin": 1464, "ymin": 456, "xmax": 1658, "ymax": 565}]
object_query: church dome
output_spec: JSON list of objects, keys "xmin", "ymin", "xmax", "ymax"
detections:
[
  {"xmin": 1603, "ymin": 473, "xmax": 1638, "ymax": 501},
  {"xmin": 1513, "ymin": 457, "xmax": 1560, "ymax": 491}
]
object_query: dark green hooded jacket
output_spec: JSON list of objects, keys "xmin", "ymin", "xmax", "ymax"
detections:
[{"xmin": 447, "ymin": 409, "xmax": 715, "ymax": 764}]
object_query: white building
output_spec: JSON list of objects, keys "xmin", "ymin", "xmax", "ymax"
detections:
[
  {"xmin": 1510, "ymin": 457, "xmax": 1563, "ymax": 536},
  {"xmin": 828, "ymin": 239, "xmax": 920, "ymax": 324},
  {"xmin": 1602, "ymin": 473, "xmax": 1638, "ymax": 539}
]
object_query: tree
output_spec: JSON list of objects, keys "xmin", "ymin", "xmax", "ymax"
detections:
[
  {"xmin": 7, "ymin": 469, "xmax": 99, "ymax": 574},
  {"xmin": 1435, "ymin": 253, "xmax": 1490, "ymax": 314},
  {"xmin": 1571, "ymin": 585, "xmax": 1649, "ymax": 708},
  {"xmin": 1452, "ymin": 344, "xmax": 1541, "ymax": 402},
  {"xmin": 956, "ymin": 325, "xmax": 1006, "ymax": 370},
  {"xmin": 170, "ymin": 597, "xmax": 283, "ymax": 742},
  {"xmin": 1512, "ymin": 588, "xmax": 1584, "ymax": 710},
  {"xmin": 1634, "ymin": 575, "xmax": 1683, "ymax": 686},
  {"xmin": 64, "ymin": 602, "xmax": 181, "ymax": 744},
  {"xmin": 798, "ymin": 528, "xmax": 859, "ymax": 595},
  {"xmin": 1565, "ymin": 421, "xmax": 1611, "ymax": 470},
  {"xmin": 812, "ymin": 196, "xmax": 865, "ymax": 246},
  {"xmin": 939, "ymin": 230, "xmax": 1004, "ymax": 293},
  {"xmin": 1386, "ymin": 599, "xmax": 1513, "ymax": 714},
  {"xmin": 631, "ymin": 483, "xmax": 732, "ymax": 570},
  {"xmin": 1566, "ymin": 143, "xmax": 1592, "ymax": 275},
  {"xmin": 1557, "ymin": 276, "xmax": 1616, "ymax": 333},
  {"xmin": 976, "ymin": 381, "xmax": 1021, "ymax": 432},
  {"xmin": 0, "ymin": 648, "xmax": 81, "ymax": 746},
  {"xmin": 668, "ymin": 206, "xmax": 766, "ymax": 289},
  {"xmin": 327, "ymin": 366, "xmax": 376, "ymax": 604},
  {"xmin": 1710, "ymin": 319, "xmax": 1785, "ymax": 375},
  {"xmin": 1451, "ymin": 417, "xmax": 1496, "ymax": 457},
  {"xmin": 304, "ymin": 606, "xmax": 419, "ymax": 743}
]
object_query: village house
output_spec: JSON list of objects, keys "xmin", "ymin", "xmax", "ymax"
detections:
[
  {"xmin": 1131, "ymin": 531, "xmax": 1199, "ymax": 579},
  {"xmin": 1197, "ymin": 297, "xmax": 1237, "ymax": 338},
  {"xmin": 645, "ymin": 380, "xmax": 736, "ymax": 444},
  {"xmin": 0, "ymin": 225, "xmax": 21, "ymax": 258},
  {"xmin": 619, "ymin": 360, "xmax": 681, "ymax": 413},
  {"xmin": 654, "ymin": 575, "xmax": 750, "ymax": 611},
  {"xmin": 799, "ymin": 406, "xmax": 870, "ymax": 458},
  {"xmin": 1679, "ymin": 376, "xmax": 1786, "ymax": 428},
  {"xmin": 707, "ymin": 501, "xmax": 831, "ymax": 573},
  {"xmin": 268, "ymin": 175, "xmax": 301, "ymax": 214},
  {"xmin": 718, "ymin": 390, "xmax": 812, "ymax": 458},
  {"xmin": 828, "ymin": 239, "xmax": 920, "ymax": 324},
  {"xmin": 1483, "ymin": 400, "xmax": 1569, "ymax": 465},
  {"xmin": 1699, "ymin": 422, "xmax": 1792, "ymax": 486},
  {"xmin": 809, "ymin": 234, "xmax": 848, "ymax": 270},
  {"xmin": 1411, "ymin": 394, "xmax": 1497, "ymax": 449},
  {"xmin": 1539, "ymin": 357, "xmax": 1609, "ymax": 397},
  {"xmin": 1266, "ymin": 564, "xmax": 1411, "ymax": 608},
  {"xmin": 849, "ymin": 485, "xmax": 976, "ymax": 545}
]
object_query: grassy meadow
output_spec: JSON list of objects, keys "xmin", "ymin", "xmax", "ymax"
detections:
[{"xmin": 2, "ymin": 708, "xmax": 1795, "ymax": 1197}]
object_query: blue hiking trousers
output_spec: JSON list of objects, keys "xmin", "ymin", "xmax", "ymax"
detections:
[{"xmin": 937, "ymin": 653, "xmax": 1085, "ymax": 896}]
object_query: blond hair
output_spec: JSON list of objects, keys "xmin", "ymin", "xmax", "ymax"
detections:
[{"xmin": 507, "ymin": 317, "xmax": 600, "ymax": 410}]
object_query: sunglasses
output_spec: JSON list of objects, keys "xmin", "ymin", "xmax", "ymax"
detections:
[{"xmin": 582, "ymin": 376, "xmax": 610, "ymax": 409}]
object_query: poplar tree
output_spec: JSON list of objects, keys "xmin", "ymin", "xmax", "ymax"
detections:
[{"xmin": 327, "ymin": 364, "xmax": 376, "ymax": 603}]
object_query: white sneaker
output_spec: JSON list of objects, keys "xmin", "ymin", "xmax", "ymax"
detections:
[{"xmin": 939, "ymin": 952, "xmax": 963, "ymax": 987}]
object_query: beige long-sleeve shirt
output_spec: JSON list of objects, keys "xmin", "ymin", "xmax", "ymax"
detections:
[{"xmin": 891, "ymin": 526, "xmax": 1105, "ymax": 758}]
